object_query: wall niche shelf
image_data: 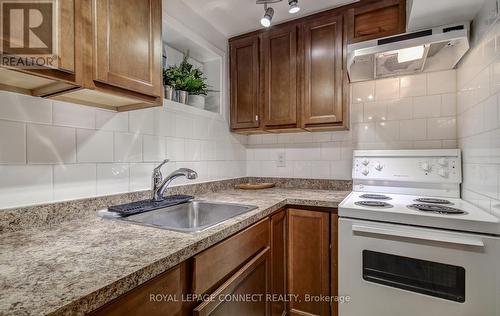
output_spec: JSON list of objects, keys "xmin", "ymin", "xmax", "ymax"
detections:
[{"xmin": 162, "ymin": 14, "xmax": 226, "ymax": 119}]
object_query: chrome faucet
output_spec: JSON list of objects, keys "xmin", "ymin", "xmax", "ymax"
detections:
[{"xmin": 151, "ymin": 159, "xmax": 198, "ymax": 201}]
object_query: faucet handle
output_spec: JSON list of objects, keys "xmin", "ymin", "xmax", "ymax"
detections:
[{"xmin": 153, "ymin": 159, "xmax": 169, "ymax": 173}]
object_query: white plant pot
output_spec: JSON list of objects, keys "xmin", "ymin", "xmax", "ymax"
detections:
[{"xmin": 188, "ymin": 94, "xmax": 205, "ymax": 109}]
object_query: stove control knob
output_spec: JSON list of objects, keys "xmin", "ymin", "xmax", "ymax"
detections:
[
  {"xmin": 438, "ymin": 158, "xmax": 449, "ymax": 167},
  {"xmin": 375, "ymin": 163, "xmax": 383, "ymax": 171},
  {"xmin": 438, "ymin": 168, "xmax": 449, "ymax": 178},
  {"xmin": 362, "ymin": 159, "xmax": 370, "ymax": 166},
  {"xmin": 362, "ymin": 168, "xmax": 370, "ymax": 176},
  {"xmin": 421, "ymin": 162, "xmax": 432, "ymax": 172}
]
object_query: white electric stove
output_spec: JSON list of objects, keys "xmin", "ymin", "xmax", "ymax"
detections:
[{"xmin": 338, "ymin": 149, "xmax": 500, "ymax": 316}]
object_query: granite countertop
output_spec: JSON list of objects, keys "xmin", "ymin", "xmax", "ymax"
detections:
[{"xmin": 0, "ymin": 188, "xmax": 350, "ymax": 316}]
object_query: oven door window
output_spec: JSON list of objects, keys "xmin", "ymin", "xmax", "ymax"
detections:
[{"xmin": 362, "ymin": 250, "xmax": 465, "ymax": 302}]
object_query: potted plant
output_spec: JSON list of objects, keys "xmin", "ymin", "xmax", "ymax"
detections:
[
  {"xmin": 162, "ymin": 67, "xmax": 175, "ymax": 100},
  {"xmin": 185, "ymin": 68, "xmax": 209, "ymax": 109},
  {"xmin": 163, "ymin": 51, "xmax": 210, "ymax": 106}
]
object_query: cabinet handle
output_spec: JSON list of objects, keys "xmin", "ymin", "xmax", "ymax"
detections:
[
  {"xmin": 352, "ymin": 224, "xmax": 485, "ymax": 247},
  {"xmin": 255, "ymin": 115, "xmax": 259, "ymax": 121},
  {"xmin": 193, "ymin": 247, "xmax": 270, "ymax": 316}
]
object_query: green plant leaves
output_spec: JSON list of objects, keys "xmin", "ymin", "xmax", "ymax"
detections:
[{"xmin": 163, "ymin": 50, "xmax": 209, "ymax": 95}]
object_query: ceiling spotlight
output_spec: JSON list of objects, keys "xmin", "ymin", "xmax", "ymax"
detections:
[
  {"xmin": 261, "ymin": 6, "xmax": 274, "ymax": 27},
  {"xmin": 288, "ymin": 0, "xmax": 300, "ymax": 13}
]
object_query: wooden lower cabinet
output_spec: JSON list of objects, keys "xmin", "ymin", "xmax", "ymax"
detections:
[
  {"xmin": 90, "ymin": 263, "xmax": 189, "ymax": 316},
  {"xmin": 193, "ymin": 247, "xmax": 271, "ymax": 316},
  {"xmin": 271, "ymin": 210, "xmax": 287, "ymax": 316},
  {"xmin": 89, "ymin": 209, "xmax": 338, "ymax": 316},
  {"xmin": 287, "ymin": 208, "xmax": 331, "ymax": 316}
]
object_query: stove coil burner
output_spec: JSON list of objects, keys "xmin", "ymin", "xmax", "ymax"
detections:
[
  {"xmin": 408, "ymin": 204, "xmax": 467, "ymax": 215},
  {"xmin": 360, "ymin": 194, "xmax": 392, "ymax": 200},
  {"xmin": 414, "ymin": 198, "xmax": 452, "ymax": 205},
  {"xmin": 355, "ymin": 201, "xmax": 393, "ymax": 208}
]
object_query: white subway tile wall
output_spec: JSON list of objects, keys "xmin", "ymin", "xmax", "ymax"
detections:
[
  {"xmin": 457, "ymin": 12, "xmax": 500, "ymax": 218},
  {"xmin": 0, "ymin": 92, "xmax": 246, "ymax": 208},
  {"xmin": 246, "ymin": 70, "xmax": 458, "ymax": 180}
]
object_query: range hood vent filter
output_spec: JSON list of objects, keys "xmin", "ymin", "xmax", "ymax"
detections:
[{"xmin": 347, "ymin": 23, "xmax": 470, "ymax": 82}]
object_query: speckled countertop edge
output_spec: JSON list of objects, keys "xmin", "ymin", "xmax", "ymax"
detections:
[{"xmin": 0, "ymin": 183, "xmax": 351, "ymax": 316}]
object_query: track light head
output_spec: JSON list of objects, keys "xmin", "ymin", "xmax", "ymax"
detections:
[
  {"xmin": 261, "ymin": 6, "xmax": 274, "ymax": 27},
  {"xmin": 288, "ymin": 0, "xmax": 300, "ymax": 13}
]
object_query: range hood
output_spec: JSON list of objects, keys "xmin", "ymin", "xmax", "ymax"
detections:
[{"xmin": 347, "ymin": 23, "xmax": 470, "ymax": 82}]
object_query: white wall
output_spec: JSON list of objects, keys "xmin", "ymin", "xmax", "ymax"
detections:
[
  {"xmin": 246, "ymin": 71, "xmax": 458, "ymax": 180},
  {"xmin": 457, "ymin": 0, "xmax": 500, "ymax": 217}
]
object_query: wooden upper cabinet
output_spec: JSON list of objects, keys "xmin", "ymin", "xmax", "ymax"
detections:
[
  {"xmin": 261, "ymin": 25, "xmax": 298, "ymax": 130},
  {"xmin": 93, "ymin": 0, "xmax": 162, "ymax": 97},
  {"xmin": 347, "ymin": 0, "xmax": 406, "ymax": 43},
  {"xmin": 301, "ymin": 14, "xmax": 347, "ymax": 130},
  {"xmin": 0, "ymin": 0, "xmax": 163, "ymax": 111},
  {"xmin": 0, "ymin": 0, "xmax": 79, "ymax": 96},
  {"xmin": 230, "ymin": 35, "xmax": 260, "ymax": 131}
]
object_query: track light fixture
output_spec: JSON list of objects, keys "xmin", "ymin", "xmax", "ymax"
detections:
[
  {"xmin": 256, "ymin": 0, "xmax": 300, "ymax": 28},
  {"xmin": 261, "ymin": 5, "xmax": 274, "ymax": 27},
  {"xmin": 288, "ymin": 0, "xmax": 300, "ymax": 13}
]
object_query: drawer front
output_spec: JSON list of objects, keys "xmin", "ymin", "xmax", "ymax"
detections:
[
  {"xmin": 193, "ymin": 218, "xmax": 270, "ymax": 295},
  {"xmin": 90, "ymin": 263, "xmax": 186, "ymax": 316}
]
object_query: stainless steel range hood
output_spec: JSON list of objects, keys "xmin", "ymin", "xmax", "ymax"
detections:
[{"xmin": 347, "ymin": 23, "xmax": 470, "ymax": 82}]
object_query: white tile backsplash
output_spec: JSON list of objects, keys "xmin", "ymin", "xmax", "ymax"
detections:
[
  {"xmin": 458, "ymin": 3, "xmax": 500, "ymax": 215},
  {"xmin": 0, "ymin": 120, "xmax": 25, "ymax": 164},
  {"xmin": 0, "ymin": 165, "xmax": 52, "ymax": 208},
  {"xmin": 114, "ymin": 133, "xmax": 143, "ymax": 162},
  {"xmin": 0, "ymin": 91, "xmax": 52, "ymax": 124},
  {"xmin": 427, "ymin": 70, "xmax": 456, "ymax": 95},
  {"xmin": 95, "ymin": 110, "xmax": 129, "ymax": 132},
  {"xmin": 27, "ymin": 124, "xmax": 76, "ymax": 164},
  {"xmin": 247, "ymin": 70, "xmax": 458, "ymax": 180},
  {"xmin": 400, "ymin": 74, "xmax": 427, "ymax": 97},
  {"xmin": 0, "ymin": 68, "xmax": 459, "ymax": 208},
  {"xmin": 77, "ymin": 129, "xmax": 114, "ymax": 163},
  {"xmin": 52, "ymin": 101, "xmax": 95, "ymax": 129},
  {"xmin": 53, "ymin": 164, "xmax": 97, "ymax": 200},
  {"xmin": 97, "ymin": 163, "xmax": 130, "ymax": 195}
]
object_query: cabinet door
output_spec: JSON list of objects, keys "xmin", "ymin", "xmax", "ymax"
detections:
[
  {"xmin": 287, "ymin": 209, "xmax": 330, "ymax": 316},
  {"xmin": 347, "ymin": 0, "xmax": 406, "ymax": 43},
  {"xmin": 0, "ymin": 0, "xmax": 78, "ymax": 95},
  {"xmin": 230, "ymin": 35, "xmax": 260, "ymax": 130},
  {"xmin": 262, "ymin": 25, "xmax": 298, "ymax": 129},
  {"xmin": 90, "ymin": 263, "xmax": 188, "ymax": 316},
  {"xmin": 331, "ymin": 213, "xmax": 339, "ymax": 316},
  {"xmin": 93, "ymin": 0, "xmax": 162, "ymax": 97},
  {"xmin": 193, "ymin": 247, "xmax": 271, "ymax": 316},
  {"xmin": 301, "ymin": 14, "xmax": 346, "ymax": 129},
  {"xmin": 271, "ymin": 210, "xmax": 287, "ymax": 316}
]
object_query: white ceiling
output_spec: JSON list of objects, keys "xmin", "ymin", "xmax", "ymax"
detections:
[{"xmin": 181, "ymin": 0, "xmax": 359, "ymax": 37}]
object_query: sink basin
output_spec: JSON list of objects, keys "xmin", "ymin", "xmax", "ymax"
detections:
[{"xmin": 99, "ymin": 201, "xmax": 258, "ymax": 233}]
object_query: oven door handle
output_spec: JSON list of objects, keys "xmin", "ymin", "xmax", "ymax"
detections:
[{"xmin": 352, "ymin": 224, "xmax": 485, "ymax": 247}]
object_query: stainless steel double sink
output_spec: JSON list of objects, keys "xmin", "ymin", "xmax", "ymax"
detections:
[{"xmin": 98, "ymin": 201, "xmax": 258, "ymax": 233}]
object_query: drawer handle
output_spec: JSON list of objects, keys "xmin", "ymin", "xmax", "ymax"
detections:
[{"xmin": 352, "ymin": 224, "xmax": 485, "ymax": 247}]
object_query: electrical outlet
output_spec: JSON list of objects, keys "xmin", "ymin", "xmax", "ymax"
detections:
[{"xmin": 277, "ymin": 152, "xmax": 286, "ymax": 167}]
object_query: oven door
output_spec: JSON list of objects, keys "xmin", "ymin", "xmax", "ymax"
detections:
[{"xmin": 339, "ymin": 218, "xmax": 500, "ymax": 316}]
